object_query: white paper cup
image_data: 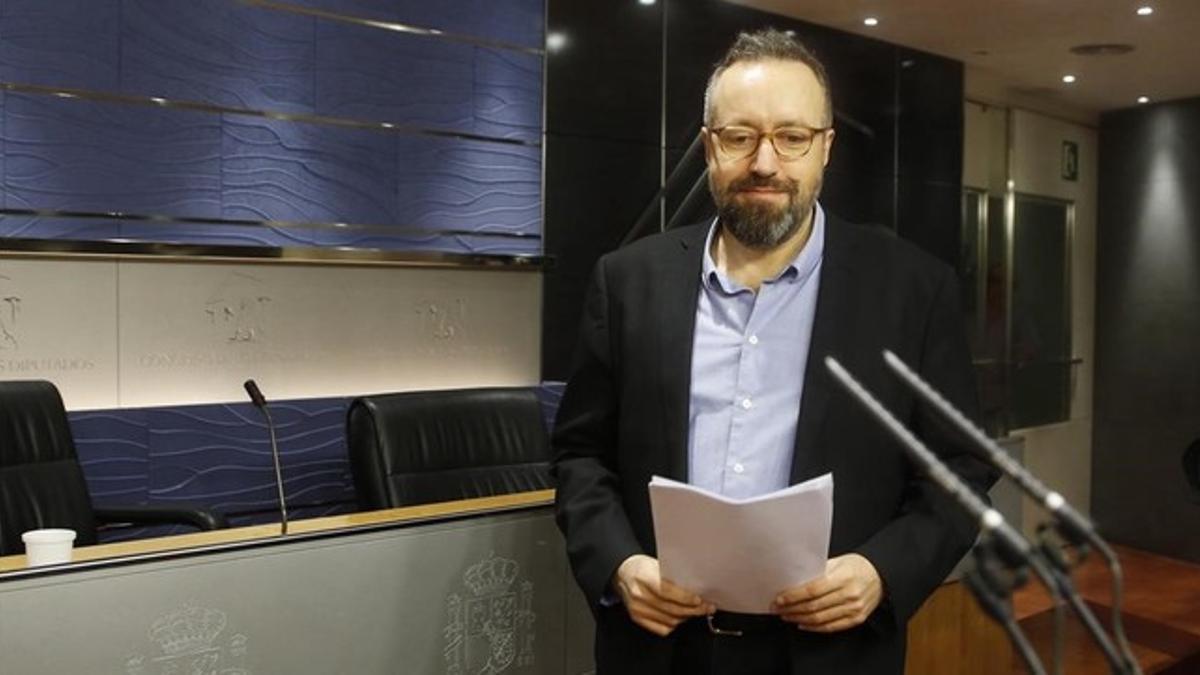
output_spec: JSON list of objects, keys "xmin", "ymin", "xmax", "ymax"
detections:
[{"xmin": 21, "ymin": 528, "xmax": 76, "ymax": 567}]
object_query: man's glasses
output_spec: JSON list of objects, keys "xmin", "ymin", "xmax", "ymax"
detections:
[{"xmin": 708, "ymin": 125, "xmax": 831, "ymax": 161}]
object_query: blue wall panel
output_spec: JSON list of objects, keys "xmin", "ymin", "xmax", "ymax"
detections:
[
  {"xmin": 474, "ymin": 47, "xmax": 543, "ymax": 142},
  {"xmin": 386, "ymin": 0, "xmax": 544, "ymax": 50},
  {"xmin": 145, "ymin": 400, "xmax": 353, "ymax": 514},
  {"xmin": 0, "ymin": 0, "xmax": 119, "ymax": 91},
  {"xmin": 0, "ymin": 0, "xmax": 543, "ymax": 256},
  {"xmin": 121, "ymin": 0, "xmax": 316, "ymax": 114},
  {"xmin": 72, "ymin": 410, "xmax": 151, "ymax": 505},
  {"xmin": 396, "ymin": 135, "xmax": 541, "ymax": 236},
  {"xmin": 116, "ymin": 221, "xmax": 542, "ymax": 255},
  {"xmin": 314, "ymin": 20, "xmax": 475, "ymax": 131},
  {"xmin": 2, "ymin": 94, "xmax": 222, "ymax": 216},
  {"xmin": 221, "ymin": 115, "xmax": 398, "ymax": 225},
  {"xmin": 0, "ymin": 216, "xmax": 121, "ymax": 240},
  {"xmin": 290, "ymin": 0, "xmax": 544, "ymax": 49},
  {"xmin": 285, "ymin": 0, "xmax": 402, "ymax": 22}
]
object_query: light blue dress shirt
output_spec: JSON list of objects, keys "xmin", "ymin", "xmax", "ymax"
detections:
[{"xmin": 687, "ymin": 204, "xmax": 825, "ymax": 499}]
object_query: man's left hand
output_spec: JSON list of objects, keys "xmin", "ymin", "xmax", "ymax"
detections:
[{"xmin": 771, "ymin": 553, "xmax": 883, "ymax": 632}]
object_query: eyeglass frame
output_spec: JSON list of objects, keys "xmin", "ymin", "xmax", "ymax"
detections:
[{"xmin": 705, "ymin": 124, "xmax": 833, "ymax": 161}]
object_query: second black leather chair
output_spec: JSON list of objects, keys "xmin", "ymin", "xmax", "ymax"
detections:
[{"xmin": 346, "ymin": 387, "xmax": 554, "ymax": 509}]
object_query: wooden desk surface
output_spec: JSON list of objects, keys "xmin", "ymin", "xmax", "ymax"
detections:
[{"xmin": 0, "ymin": 489, "xmax": 555, "ymax": 574}]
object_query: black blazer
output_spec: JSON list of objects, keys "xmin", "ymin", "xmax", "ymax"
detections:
[{"xmin": 552, "ymin": 215, "xmax": 996, "ymax": 673}]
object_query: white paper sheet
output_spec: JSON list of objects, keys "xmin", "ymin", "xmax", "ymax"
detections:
[{"xmin": 649, "ymin": 473, "xmax": 834, "ymax": 614}]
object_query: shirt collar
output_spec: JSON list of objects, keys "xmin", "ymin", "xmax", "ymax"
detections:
[{"xmin": 701, "ymin": 202, "xmax": 826, "ymax": 294}]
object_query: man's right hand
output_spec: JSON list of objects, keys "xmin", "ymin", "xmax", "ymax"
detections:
[{"xmin": 612, "ymin": 554, "xmax": 714, "ymax": 636}]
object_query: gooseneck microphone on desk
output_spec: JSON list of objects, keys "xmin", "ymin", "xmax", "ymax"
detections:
[
  {"xmin": 244, "ymin": 379, "xmax": 289, "ymax": 536},
  {"xmin": 825, "ymin": 356, "xmax": 1062, "ymax": 675},
  {"xmin": 881, "ymin": 349, "xmax": 1141, "ymax": 675}
]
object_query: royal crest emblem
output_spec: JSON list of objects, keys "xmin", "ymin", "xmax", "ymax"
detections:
[
  {"xmin": 125, "ymin": 604, "xmax": 251, "ymax": 675},
  {"xmin": 444, "ymin": 552, "xmax": 536, "ymax": 674}
]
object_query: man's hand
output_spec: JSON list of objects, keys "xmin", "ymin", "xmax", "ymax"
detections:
[
  {"xmin": 772, "ymin": 553, "xmax": 883, "ymax": 632},
  {"xmin": 613, "ymin": 554, "xmax": 714, "ymax": 636}
]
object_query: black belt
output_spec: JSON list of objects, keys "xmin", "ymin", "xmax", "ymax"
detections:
[{"xmin": 704, "ymin": 611, "xmax": 786, "ymax": 636}]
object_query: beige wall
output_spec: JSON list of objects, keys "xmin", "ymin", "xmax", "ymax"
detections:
[{"xmin": 0, "ymin": 256, "xmax": 542, "ymax": 410}]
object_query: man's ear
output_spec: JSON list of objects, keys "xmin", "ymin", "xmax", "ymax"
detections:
[
  {"xmin": 701, "ymin": 128, "xmax": 716, "ymax": 167},
  {"xmin": 820, "ymin": 128, "xmax": 836, "ymax": 168}
]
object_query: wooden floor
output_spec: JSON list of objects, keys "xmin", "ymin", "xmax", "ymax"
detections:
[{"xmin": 1011, "ymin": 544, "xmax": 1200, "ymax": 674}]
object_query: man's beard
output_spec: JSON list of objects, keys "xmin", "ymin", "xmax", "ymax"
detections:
[{"xmin": 710, "ymin": 173, "xmax": 820, "ymax": 249}]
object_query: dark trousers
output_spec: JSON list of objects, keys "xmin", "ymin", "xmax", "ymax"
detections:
[{"xmin": 671, "ymin": 613, "xmax": 791, "ymax": 675}]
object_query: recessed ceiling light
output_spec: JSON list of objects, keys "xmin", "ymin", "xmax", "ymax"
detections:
[
  {"xmin": 1137, "ymin": 6, "xmax": 1154, "ymax": 16},
  {"xmin": 863, "ymin": 17, "xmax": 879, "ymax": 27},
  {"xmin": 1137, "ymin": 95, "xmax": 1150, "ymax": 104},
  {"xmin": 1062, "ymin": 74, "xmax": 1077, "ymax": 83},
  {"xmin": 638, "ymin": 0, "xmax": 656, "ymax": 5},
  {"xmin": 546, "ymin": 32, "xmax": 568, "ymax": 51}
]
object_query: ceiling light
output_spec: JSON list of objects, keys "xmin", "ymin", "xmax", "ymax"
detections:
[
  {"xmin": 1136, "ymin": 6, "xmax": 1154, "ymax": 16},
  {"xmin": 863, "ymin": 17, "xmax": 879, "ymax": 27},
  {"xmin": 1062, "ymin": 74, "xmax": 1077, "ymax": 84},
  {"xmin": 546, "ymin": 32, "xmax": 568, "ymax": 51},
  {"xmin": 1137, "ymin": 95, "xmax": 1150, "ymax": 104},
  {"xmin": 638, "ymin": 0, "xmax": 656, "ymax": 5}
]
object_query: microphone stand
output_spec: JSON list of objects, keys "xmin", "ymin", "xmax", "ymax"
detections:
[
  {"xmin": 825, "ymin": 356, "xmax": 1062, "ymax": 675},
  {"xmin": 244, "ymin": 379, "xmax": 289, "ymax": 536},
  {"xmin": 967, "ymin": 534, "xmax": 1046, "ymax": 675},
  {"xmin": 882, "ymin": 350, "xmax": 1140, "ymax": 675}
]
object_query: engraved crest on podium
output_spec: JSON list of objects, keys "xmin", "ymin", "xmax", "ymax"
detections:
[
  {"xmin": 125, "ymin": 604, "xmax": 251, "ymax": 675},
  {"xmin": 444, "ymin": 552, "xmax": 537, "ymax": 674}
]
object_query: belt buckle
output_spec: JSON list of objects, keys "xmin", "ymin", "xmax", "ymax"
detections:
[{"xmin": 706, "ymin": 614, "xmax": 744, "ymax": 637}]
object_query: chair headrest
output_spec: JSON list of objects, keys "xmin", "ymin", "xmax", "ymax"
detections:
[
  {"xmin": 0, "ymin": 380, "xmax": 77, "ymax": 466},
  {"xmin": 347, "ymin": 387, "xmax": 549, "ymax": 471}
]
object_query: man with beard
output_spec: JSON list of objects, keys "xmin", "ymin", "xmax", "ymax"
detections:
[{"xmin": 552, "ymin": 28, "xmax": 993, "ymax": 674}]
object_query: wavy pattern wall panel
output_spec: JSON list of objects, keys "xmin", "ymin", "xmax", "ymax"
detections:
[
  {"xmin": 291, "ymin": 0, "xmax": 544, "ymax": 49},
  {"xmin": 115, "ymin": 221, "xmax": 543, "ymax": 255},
  {"xmin": 3, "ymin": 94, "xmax": 222, "ymax": 216},
  {"xmin": 441, "ymin": 0, "xmax": 544, "ymax": 49},
  {"xmin": 222, "ymin": 116, "xmax": 398, "ymax": 225},
  {"xmin": 72, "ymin": 410, "xmax": 151, "ymax": 504},
  {"xmin": 396, "ymin": 135, "xmax": 541, "ymax": 236},
  {"xmin": 0, "ymin": 216, "xmax": 121, "ymax": 240},
  {"xmin": 314, "ymin": 21, "xmax": 475, "ymax": 132},
  {"xmin": 0, "ymin": 0, "xmax": 543, "ymax": 256},
  {"xmin": 474, "ymin": 47, "xmax": 543, "ymax": 142},
  {"xmin": 0, "ymin": 0, "xmax": 119, "ymax": 91},
  {"xmin": 121, "ymin": 0, "xmax": 316, "ymax": 114},
  {"xmin": 146, "ymin": 400, "xmax": 352, "ymax": 513}
]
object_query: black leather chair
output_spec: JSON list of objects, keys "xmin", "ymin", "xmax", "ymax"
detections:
[
  {"xmin": 346, "ymin": 387, "xmax": 554, "ymax": 509},
  {"xmin": 0, "ymin": 380, "xmax": 227, "ymax": 556}
]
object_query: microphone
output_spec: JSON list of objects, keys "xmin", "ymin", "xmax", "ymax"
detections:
[
  {"xmin": 824, "ymin": 356, "xmax": 1062, "ymax": 675},
  {"xmin": 244, "ymin": 379, "xmax": 289, "ymax": 536},
  {"xmin": 881, "ymin": 350, "xmax": 1141, "ymax": 674}
]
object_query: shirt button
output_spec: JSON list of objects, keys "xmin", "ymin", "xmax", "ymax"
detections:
[
  {"xmin": 741, "ymin": 398, "xmax": 752, "ymax": 410},
  {"xmin": 733, "ymin": 463, "xmax": 745, "ymax": 474},
  {"xmin": 748, "ymin": 335, "xmax": 759, "ymax": 345}
]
